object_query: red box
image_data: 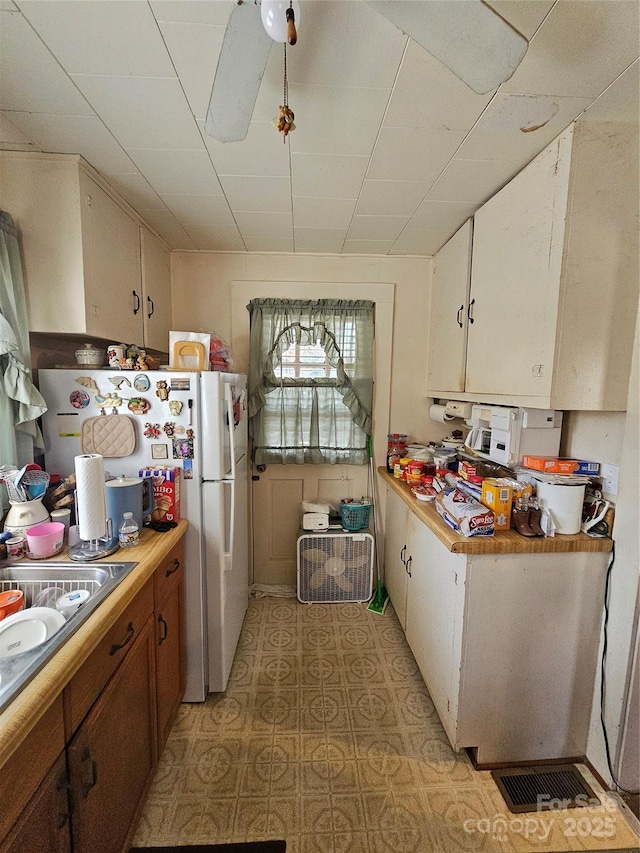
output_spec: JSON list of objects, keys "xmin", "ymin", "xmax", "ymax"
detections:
[{"xmin": 139, "ymin": 466, "xmax": 181, "ymax": 522}]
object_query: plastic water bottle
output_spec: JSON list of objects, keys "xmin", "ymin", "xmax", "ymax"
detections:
[{"xmin": 118, "ymin": 512, "xmax": 139, "ymax": 548}]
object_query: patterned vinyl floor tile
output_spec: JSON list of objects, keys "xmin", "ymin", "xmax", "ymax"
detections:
[{"xmin": 133, "ymin": 598, "xmax": 640, "ymax": 853}]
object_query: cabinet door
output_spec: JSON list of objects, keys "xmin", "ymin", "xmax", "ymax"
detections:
[
  {"xmin": 464, "ymin": 135, "xmax": 571, "ymax": 399},
  {"xmin": 405, "ymin": 515, "xmax": 466, "ymax": 749},
  {"xmin": 68, "ymin": 618, "xmax": 156, "ymax": 853},
  {"xmin": 156, "ymin": 568, "xmax": 185, "ymax": 751},
  {"xmin": 427, "ymin": 219, "xmax": 473, "ymax": 395},
  {"xmin": 0, "ymin": 754, "xmax": 70, "ymax": 853},
  {"xmin": 141, "ymin": 227, "xmax": 172, "ymax": 352},
  {"xmin": 383, "ymin": 488, "xmax": 410, "ymax": 628},
  {"xmin": 81, "ymin": 172, "xmax": 143, "ymax": 342}
]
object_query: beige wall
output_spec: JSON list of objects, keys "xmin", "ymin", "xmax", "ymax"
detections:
[{"xmin": 170, "ymin": 251, "xmax": 452, "ymax": 449}]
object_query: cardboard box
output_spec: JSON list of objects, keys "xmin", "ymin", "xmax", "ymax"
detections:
[
  {"xmin": 481, "ymin": 479, "xmax": 512, "ymax": 531},
  {"xmin": 458, "ymin": 460, "xmax": 479, "ymax": 481},
  {"xmin": 521, "ymin": 456, "xmax": 600, "ymax": 475},
  {"xmin": 139, "ymin": 466, "xmax": 181, "ymax": 522}
]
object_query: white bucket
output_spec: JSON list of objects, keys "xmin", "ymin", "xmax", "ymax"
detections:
[{"xmin": 534, "ymin": 479, "xmax": 586, "ymax": 534}]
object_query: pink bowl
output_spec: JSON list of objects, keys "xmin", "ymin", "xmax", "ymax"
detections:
[{"xmin": 25, "ymin": 522, "xmax": 65, "ymax": 558}]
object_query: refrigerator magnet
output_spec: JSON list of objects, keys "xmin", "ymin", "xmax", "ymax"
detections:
[
  {"xmin": 170, "ymin": 377, "xmax": 190, "ymax": 391},
  {"xmin": 133, "ymin": 374, "xmax": 150, "ymax": 392},
  {"xmin": 168, "ymin": 400, "xmax": 183, "ymax": 416},
  {"xmin": 163, "ymin": 421, "xmax": 176, "ymax": 437},
  {"xmin": 144, "ymin": 423, "xmax": 161, "ymax": 439},
  {"xmin": 69, "ymin": 389, "xmax": 90, "ymax": 409},
  {"xmin": 172, "ymin": 436, "xmax": 194, "ymax": 459},
  {"xmin": 182, "ymin": 459, "xmax": 193, "ymax": 479},
  {"xmin": 155, "ymin": 380, "xmax": 170, "ymax": 401},
  {"xmin": 128, "ymin": 397, "xmax": 150, "ymax": 415},
  {"xmin": 151, "ymin": 444, "xmax": 168, "ymax": 460}
]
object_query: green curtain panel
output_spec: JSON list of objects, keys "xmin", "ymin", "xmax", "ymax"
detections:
[
  {"xmin": 247, "ymin": 299, "xmax": 374, "ymax": 465},
  {"xmin": 0, "ymin": 211, "xmax": 47, "ymax": 470}
]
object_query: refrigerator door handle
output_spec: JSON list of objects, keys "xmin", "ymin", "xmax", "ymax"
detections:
[
  {"xmin": 224, "ymin": 480, "xmax": 235, "ymax": 572},
  {"xmin": 225, "ymin": 383, "xmax": 236, "ymax": 479}
]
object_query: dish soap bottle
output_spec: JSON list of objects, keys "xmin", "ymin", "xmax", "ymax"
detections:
[{"xmin": 119, "ymin": 512, "xmax": 139, "ymax": 548}]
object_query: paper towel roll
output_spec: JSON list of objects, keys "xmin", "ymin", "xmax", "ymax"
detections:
[
  {"xmin": 75, "ymin": 454, "xmax": 107, "ymax": 541},
  {"xmin": 429, "ymin": 403, "xmax": 455, "ymax": 424}
]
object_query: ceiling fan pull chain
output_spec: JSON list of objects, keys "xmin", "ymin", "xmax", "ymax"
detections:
[{"xmin": 286, "ymin": 0, "xmax": 297, "ymax": 46}]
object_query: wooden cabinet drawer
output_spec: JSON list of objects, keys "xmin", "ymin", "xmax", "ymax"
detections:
[
  {"xmin": 154, "ymin": 540, "xmax": 184, "ymax": 606},
  {"xmin": 64, "ymin": 579, "xmax": 154, "ymax": 736},
  {"xmin": 0, "ymin": 696, "xmax": 65, "ymax": 841}
]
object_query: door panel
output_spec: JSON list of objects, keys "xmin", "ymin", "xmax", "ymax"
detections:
[{"xmin": 252, "ymin": 464, "xmax": 368, "ymax": 587}]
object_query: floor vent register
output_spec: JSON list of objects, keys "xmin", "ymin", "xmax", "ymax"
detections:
[{"xmin": 491, "ymin": 765, "xmax": 601, "ymax": 813}]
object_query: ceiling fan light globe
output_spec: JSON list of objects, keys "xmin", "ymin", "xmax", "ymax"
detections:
[{"xmin": 261, "ymin": 0, "xmax": 300, "ymax": 43}]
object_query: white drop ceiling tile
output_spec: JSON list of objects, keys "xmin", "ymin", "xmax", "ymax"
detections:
[
  {"xmin": 581, "ymin": 60, "xmax": 640, "ymax": 124},
  {"xmin": 0, "ymin": 11, "xmax": 94, "ymax": 114},
  {"xmin": 390, "ymin": 229, "xmax": 453, "ymax": 256},
  {"xmin": 136, "ymin": 208, "xmax": 197, "ymax": 249},
  {"xmin": 294, "ymin": 228, "xmax": 346, "ymax": 253},
  {"xmin": 355, "ymin": 180, "xmax": 429, "ymax": 217},
  {"xmin": 201, "ymin": 121, "xmax": 290, "ymax": 177},
  {"xmin": 485, "ymin": 1, "xmax": 555, "ymax": 39},
  {"xmin": 70, "ymin": 76, "xmax": 202, "ymax": 150},
  {"xmin": 383, "ymin": 41, "xmax": 494, "ymax": 131},
  {"xmin": 17, "ymin": 0, "xmax": 175, "ymax": 77},
  {"xmin": 289, "ymin": 85, "xmax": 391, "ymax": 156},
  {"xmin": 158, "ymin": 21, "xmax": 226, "ymax": 121},
  {"xmin": 502, "ymin": 0, "xmax": 640, "ymax": 97},
  {"xmin": 126, "ymin": 149, "xmax": 223, "ymax": 195},
  {"xmin": 234, "ymin": 211, "xmax": 292, "ymax": 239},
  {"xmin": 244, "ymin": 236, "xmax": 294, "ymax": 253},
  {"xmin": 150, "ymin": 0, "xmax": 233, "ymax": 25},
  {"xmin": 291, "ymin": 153, "xmax": 369, "ymax": 200},
  {"xmin": 219, "ymin": 176, "xmax": 292, "ymax": 213},
  {"xmin": 456, "ymin": 93, "xmax": 593, "ymax": 163},
  {"xmin": 251, "ymin": 46, "xmax": 288, "ymax": 124},
  {"xmin": 160, "ymin": 193, "xmax": 234, "ymax": 226},
  {"xmin": 409, "ymin": 201, "xmax": 477, "ymax": 233},
  {"xmin": 428, "ymin": 159, "xmax": 520, "ymax": 204},
  {"xmin": 0, "ymin": 2, "xmax": 18, "ymax": 9},
  {"xmin": 0, "ymin": 112, "xmax": 39, "ymax": 148},
  {"xmin": 347, "ymin": 215, "xmax": 409, "ymax": 242},
  {"xmin": 292, "ymin": 197, "xmax": 356, "ymax": 230},
  {"xmin": 185, "ymin": 224, "xmax": 246, "ymax": 251},
  {"xmin": 5, "ymin": 112, "xmax": 135, "ymax": 173},
  {"xmin": 343, "ymin": 240, "xmax": 394, "ymax": 255},
  {"xmin": 287, "ymin": 1, "xmax": 407, "ymax": 88},
  {"xmin": 101, "ymin": 172, "xmax": 165, "ymax": 211},
  {"xmin": 368, "ymin": 127, "xmax": 466, "ymax": 183}
]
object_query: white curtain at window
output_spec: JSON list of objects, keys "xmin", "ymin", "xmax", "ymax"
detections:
[
  {"xmin": 0, "ymin": 211, "xmax": 47, "ymax": 470},
  {"xmin": 247, "ymin": 299, "xmax": 374, "ymax": 464}
]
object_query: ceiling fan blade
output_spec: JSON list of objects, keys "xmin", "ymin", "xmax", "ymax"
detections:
[
  {"xmin": 205, "ymin": 1, "xmax": 273, "ymax": 143},
  {"xmin": 366, "ymin": 0, "xmax": 528, "ymax": 95}
]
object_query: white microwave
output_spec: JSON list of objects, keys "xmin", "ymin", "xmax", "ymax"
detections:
[{"xmin": 465, "ymin": 405, "xmax": 562, "ymax": 467}]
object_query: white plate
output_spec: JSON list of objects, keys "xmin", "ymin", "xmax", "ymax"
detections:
[
  {"xmin": 24, "ymin": 607, "xmax": 66, "ymax": 638},
  {"xmin": 0, "ymin": 617, "xmax": 47, "ymax": 658}
]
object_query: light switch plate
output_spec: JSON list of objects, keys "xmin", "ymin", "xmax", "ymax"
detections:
[{"xmin": 600, "ymin": 463, "xmax": 619, "ymax": 496}]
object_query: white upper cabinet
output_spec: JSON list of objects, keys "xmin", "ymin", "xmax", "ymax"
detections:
[
  {"xmin": 0, "ymin": 152, "xmax": 171, "ymax": 350},
  {"xmin": 427, "ymin": 122, "xmax": 639, "ymax": 410},
  {"xmin": 427, "ymin": 219, "xmax": 473, "ymax": 395}
]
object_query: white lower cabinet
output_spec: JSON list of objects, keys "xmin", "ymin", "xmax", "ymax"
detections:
[{"xmin": 384, "ymin": 486, "xmax": 609, "ymax": 764}]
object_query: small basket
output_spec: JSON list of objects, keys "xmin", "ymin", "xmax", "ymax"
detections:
[{"xmin": 340, "ymin": 501, "xmax": 372, "ymax": 531}]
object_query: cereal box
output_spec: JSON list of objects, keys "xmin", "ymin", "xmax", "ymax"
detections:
[
  {"xmin": 521, "ymin": 456, "xmax": 600, "ymax": 475},
  {"xmin": 139, "ymin": 466, "xmax": 181, "ymax": 522},
  {"xmin": 481, "ymin": 479, "xmax": 512, "ymax": 531}
]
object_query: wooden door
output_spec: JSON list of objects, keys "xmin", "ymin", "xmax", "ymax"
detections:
[
  {"xmin": 405, "ymin": 516, "xmax": 466, "ymax": 748},
  {"xmin": 427, "ymin": 219, "xmax": 473, "ymax": 395},
  {"xmin": 81, "ymin": 171, "xmax": 143, "ymax": 342},
  {"xmin": 141, "ymin": 226, "xmax": 172, "ymax": 352},
  {"xmin": 252, "ymin": 462, "xmax": 369, "ymax": 587},
  {"xmin": 156, "ymin": 573, "xmax": 185, "ymax": 751},
  {"xmin": 464, "ymin": 133, "xmax": 572, "ymax": 399},
  {"xmin": 0, "ymin": 754, "xmax": 70, "ymax": 853},
  {"xmin": 382, "ymin": 487, "xmax": 410, "ymax": 628},
  {"xmin": 68, "ymin": 618, "xmax": 156, "ymax": 853}
]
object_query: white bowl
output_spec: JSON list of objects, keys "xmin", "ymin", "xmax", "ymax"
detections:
[{"xmin": 56, "ymin": 590, "xmax": 90, "ymax": 619}]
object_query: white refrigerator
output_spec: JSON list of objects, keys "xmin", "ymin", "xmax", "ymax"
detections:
[{"xmin": 38, "ymin": 368, "xmax": 249, "ymax": 700}]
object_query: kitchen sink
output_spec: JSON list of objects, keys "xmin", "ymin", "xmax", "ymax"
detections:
[{"xmin": 0, "ymin": 560, "xmax": 137, "ymax": 714}]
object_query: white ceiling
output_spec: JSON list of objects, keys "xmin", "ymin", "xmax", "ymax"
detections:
[{"xmin": 1, "ymin": 0, "xmax": 638, "ymax": 255}]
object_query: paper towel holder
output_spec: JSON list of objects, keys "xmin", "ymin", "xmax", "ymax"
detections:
[{"xmin": 68, "ymin": 495, "xmax": 119, "ymax": 562}]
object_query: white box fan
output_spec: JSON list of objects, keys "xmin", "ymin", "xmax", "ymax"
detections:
[{"xmin": 297, "ymin": 529, "xmax": 374, "ymax": 604}]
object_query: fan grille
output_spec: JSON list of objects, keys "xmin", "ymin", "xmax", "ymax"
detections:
[{"xmin": 297, "ymin": 531, "xmax": 374, "ymax": 603}]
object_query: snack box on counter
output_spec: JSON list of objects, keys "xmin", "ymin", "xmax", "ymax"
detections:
[{"xmin": 521, "ymin": 456, "xmax": 600, "ymax": 475}]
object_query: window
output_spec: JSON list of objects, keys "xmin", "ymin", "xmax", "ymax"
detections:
[{"xmin": 247, "ymin": 300, "xmax": 374, "ymax": 465}]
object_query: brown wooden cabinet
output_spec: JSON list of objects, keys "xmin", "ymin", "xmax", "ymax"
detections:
[
  {"xmin": 0, "ymin": 753, "xmax": 70, "ymax": 853},
  {"xmin": 154, "ymin": 542, "xmax": 185, "ymax": 751}
]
